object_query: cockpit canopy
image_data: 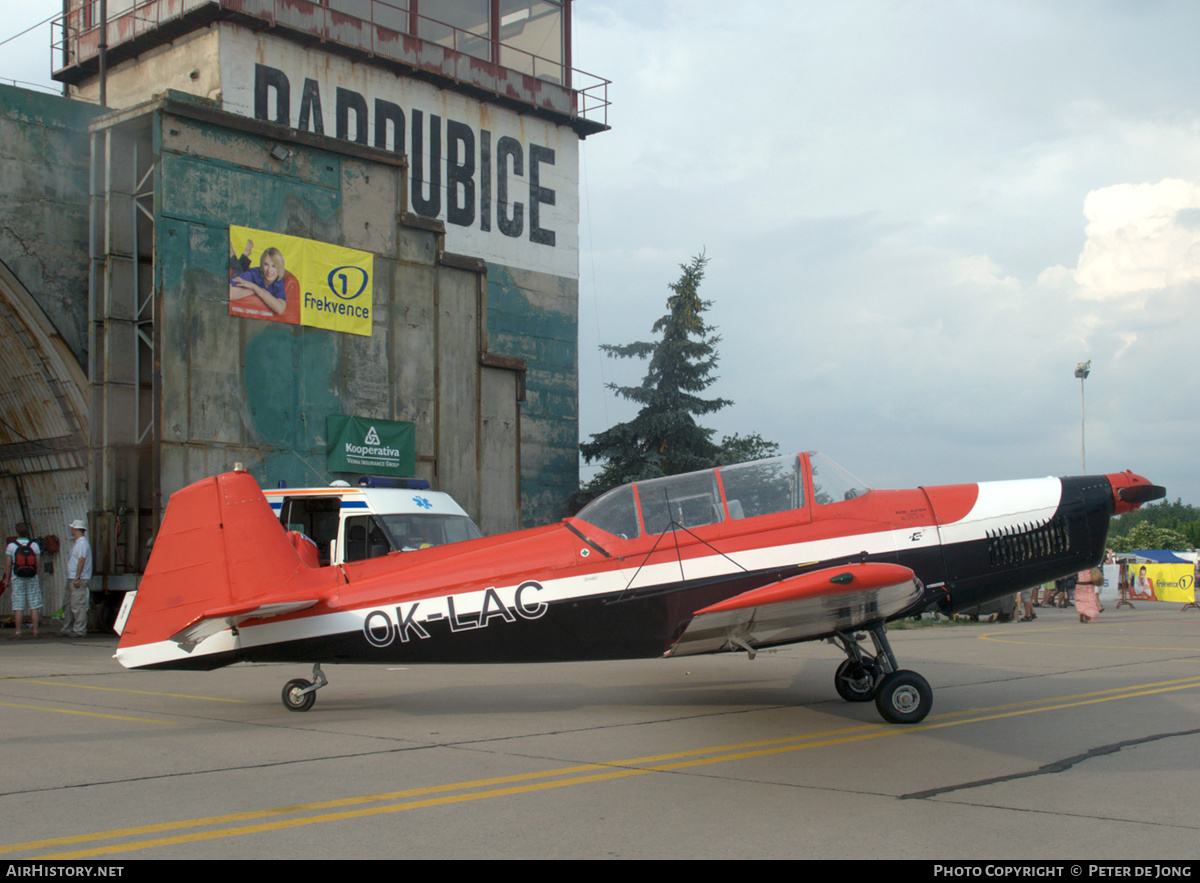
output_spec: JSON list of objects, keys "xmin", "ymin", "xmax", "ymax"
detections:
[{"xmin": 575, "ymin": 452, "xmax": 870, "ymax": 539}]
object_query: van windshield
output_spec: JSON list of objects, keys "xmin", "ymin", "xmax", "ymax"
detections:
[{"xmin": 377, "ymin": 513, "xmax": 483, "ymax": 550}]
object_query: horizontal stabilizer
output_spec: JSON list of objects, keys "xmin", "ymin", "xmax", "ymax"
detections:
[
  {"xmin": 171, "ymin": 600, "xmax": 321, "ymax": 652},
  {"xmin": 669, "ymin": 562, "xmax": 921, "ymax": 658}
]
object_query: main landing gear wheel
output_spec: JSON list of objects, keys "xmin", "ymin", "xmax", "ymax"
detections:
[
  {"xmin": 832, "ymin": 626, "xmax": 935, "ymax": 724},
  {"xmin": 874, "ymin": 670, "xmax": 933, "ymax": 724},
  {"xmin": 281, "ymin": 663, "xmax": 328, "ymax": 712},
  {"xmin": 834, "ymin": 658, "xmax": 879, "ymax": 702}
]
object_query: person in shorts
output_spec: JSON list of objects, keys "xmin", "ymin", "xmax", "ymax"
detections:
[{"xmin": 6, "ymin": 523, "xmax": 42, "ymax": 638}]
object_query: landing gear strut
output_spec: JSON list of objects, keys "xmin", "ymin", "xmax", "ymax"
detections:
[
  {"xmin": 833, "ymin": 658, "xmax": 879, "ymax": 702},
  {"xmin": 830, "ymin": 625, "xmax": 933, "ymax": 724},
  {"xmin": 282, "ymin": 663, "xmax": 328, "ymax": 712}
]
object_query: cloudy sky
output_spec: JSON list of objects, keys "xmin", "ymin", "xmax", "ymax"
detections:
[
  {"xmin": 569, "ymin": 0, "xmax": 1200, "ymax": 504},
  {"xmin": 4, "ymin": 1, "xmax": 1199, "ymax": 504}
]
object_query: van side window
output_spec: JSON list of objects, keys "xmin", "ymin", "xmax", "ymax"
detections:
[
  {"xmin": 279, "ymin": 497, "xmax": 341, "ymax": 566},
  {"xmin": 344, "ymin": 515, "xmax": 393, "ymax": 562}
]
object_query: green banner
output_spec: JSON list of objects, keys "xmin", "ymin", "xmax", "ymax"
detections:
[{"xmin": 326, "ymin": 416, "xmax": 416, "ymax": 476}]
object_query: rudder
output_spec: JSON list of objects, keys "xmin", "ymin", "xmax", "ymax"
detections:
[{"xmin": 117, "ymin": 471, "xmax": 318, "ymax": 661}]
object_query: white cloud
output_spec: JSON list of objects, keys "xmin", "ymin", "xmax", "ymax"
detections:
[{"xmin": 1070, "ymin": 179, "xmax": 1200, "ymax": 298}]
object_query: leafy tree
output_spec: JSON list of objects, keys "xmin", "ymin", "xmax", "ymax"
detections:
[
  {"xmin": 1109, "ymin": 522, "xmax": 1188, "ymax": 553},
  {"xmin": 578, "ymin": 253, "xmax": 775, "ymax": 504},
  {"xmin": 715, "ymin": 432, "xmax": 780, "ymax": 465},
  {"xmin": 1108, "ymin": 498, "xmax": 1200, "ymax": 550}
]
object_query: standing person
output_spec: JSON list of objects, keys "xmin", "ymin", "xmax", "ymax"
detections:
[
  {"xmin": 1075, "ymin": 565, "xmax": 1102, "ymax": 623},
  {"xmin": 1019, "ymin": 587, "xmax": 1036, "ymax": 622},
  {"xmin": 1185, "ymin": 556, "xmax": 1200, "ymax": 612},
  {"xmin": 60, "ymin": 519, "xmax": 92, "ymax": 638},
  {"xmin": 6, "ymin": 523, "xmax": 41, "ymax": 638}
]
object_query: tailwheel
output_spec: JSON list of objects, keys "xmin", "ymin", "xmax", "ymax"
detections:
[
  {"xmin": 834, "ymin": 658, "xmax": 879, "ymax": 702},
  {"xmin": 282, "ymin": 679, "xmax": 316, "ymax": 712},
  {"xmin": 281, "ymin": 663, "xmax": 328, "ymax": 712},
  {"xmin": 874, "ymin": 670, "xmax": 933, "ymax": 724}
]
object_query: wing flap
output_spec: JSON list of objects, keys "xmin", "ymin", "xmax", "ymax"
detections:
[{"xmin": 668, "ymin": 562, "xmax": 921, "ymax": 658}]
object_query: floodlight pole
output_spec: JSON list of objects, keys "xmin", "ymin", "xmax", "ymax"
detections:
[{"xmin": 1074, "ymin": 360, "xmax": 1091, "ymax": 473}]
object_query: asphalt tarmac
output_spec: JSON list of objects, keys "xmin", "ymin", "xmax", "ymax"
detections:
[{"xmin": 1, "ymin": 601, "xmax": 1198, "ymax": 860}]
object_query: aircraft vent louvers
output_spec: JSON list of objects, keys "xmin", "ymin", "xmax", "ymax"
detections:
[{"xmin": 986, "ymin": 515, "xmax": 1070, "ymax": 568}]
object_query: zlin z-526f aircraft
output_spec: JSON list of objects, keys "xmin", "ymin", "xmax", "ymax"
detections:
[{"xmin": 114, "ymin": 453, "xmax": 1164, "ymax": 724}]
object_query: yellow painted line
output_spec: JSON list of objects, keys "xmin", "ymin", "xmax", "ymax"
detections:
[
  {"xmin": 11, "ymin": 673, "xmax": 1200, "ymax": 859},
  {"xmin": 8, "ymin": 678, "xmax": 247, "ymax": 703},
  {"xmin": 0, "ymin": 701, "xmax": 178, "ymax": 725},
  {"xmin": 3, "ymin": 724, "xmax": 890, "ymax": 856}
]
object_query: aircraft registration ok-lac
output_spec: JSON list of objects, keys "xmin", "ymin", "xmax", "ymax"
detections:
[{"xmin": 114, "ymin": 453, "xmax": 1163, "ymax": 723}]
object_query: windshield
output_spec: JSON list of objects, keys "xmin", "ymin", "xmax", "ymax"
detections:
[
  {"xmin": 808, "ymin": 452, "xmax": 871, "ymax": 504},
  {"xmin": 576, "ymin": 452, "xmax": 867, "ymax": 537},
  {"xmin": 575, "ymin": 484, "xmax": 640, "ymax": 539},
  {"xmin": 377, "ymin": 513, "xmax": 484, "ymax": 550}
]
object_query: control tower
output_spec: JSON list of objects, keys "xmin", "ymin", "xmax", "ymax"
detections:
[{"xmin": 35, "ymin": 0, "xmax": 609, "ymax": 594}]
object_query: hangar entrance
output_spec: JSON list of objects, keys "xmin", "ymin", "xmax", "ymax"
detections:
[{"xmin": 0, "ymin": 259, "xmax": 89, "ymax": 619}]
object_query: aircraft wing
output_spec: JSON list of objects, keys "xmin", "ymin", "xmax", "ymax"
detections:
[
  {"xmin": 666, "ymin": 562, "xmax": 922, "ymax": 658},
  {"xmin": 170, "ymin": 600, "xmax": 321, "ymax": 651}
]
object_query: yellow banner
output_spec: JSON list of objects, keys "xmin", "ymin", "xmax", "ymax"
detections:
[
  {"xmin": 228, "ymin": 225, "xmax": 374, "ymax": 336},
  {"xmin": 1127, "ymin": 563, "xmax": 1195, "ymax": 603}
]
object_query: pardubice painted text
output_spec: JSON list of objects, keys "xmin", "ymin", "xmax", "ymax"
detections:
[{"xmin": 254, "ymin": 64, "xmax": 558, "ymax": 247}]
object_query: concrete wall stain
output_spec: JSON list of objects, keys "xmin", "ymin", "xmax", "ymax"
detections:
[
  {"xmin": 4, "ymin": 87, "xmax": 572, "ymax": 553},
  {"xmin": 486, "ymin": 261, "xmax": 579, "ymax": 524},
  {"xmin": 0, "ymin": 86, "xmax": 100, "ymax": 366}
]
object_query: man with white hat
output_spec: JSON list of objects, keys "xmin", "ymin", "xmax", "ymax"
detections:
[{"xmin": 60, "ymin": 518, "xmax": 92, "ymax": 638}]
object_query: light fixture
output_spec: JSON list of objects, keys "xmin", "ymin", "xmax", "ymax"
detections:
[
  {"xmin": 1074, "ymin": 360, "xmax": 1091, "ymax": 472},
  {"xmin": 269, "ymin": 144, "xmax": 293, "ymax": 162}
]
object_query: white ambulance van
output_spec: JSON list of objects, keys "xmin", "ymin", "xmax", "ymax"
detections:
[{"xmin": 262, "ymin": 478, "xmax": 483, "ymax": 567}]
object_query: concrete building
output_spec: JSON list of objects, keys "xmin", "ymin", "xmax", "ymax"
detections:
[{"xmin": 0, "ymin": 0, "xmax": 607, "ymax": 616}]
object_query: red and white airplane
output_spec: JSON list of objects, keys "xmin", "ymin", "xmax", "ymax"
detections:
[{"xmin": 114, "ymin": 453, "xmax": 1163, "ymax": 723}]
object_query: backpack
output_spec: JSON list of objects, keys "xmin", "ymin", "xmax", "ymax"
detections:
[{"xmin": 12, "ymin": 540, "xmax": 37, "ymax": 578}]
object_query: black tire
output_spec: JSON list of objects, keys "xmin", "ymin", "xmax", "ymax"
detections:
[
  {"xmin": 834, "ymin": 658, "xmax": 878, "ymax": 702},
  {"xmin": 282, "ymin": 678, "xmax": 316, "ymax": 712},
  {"xmin": 874, "ymin": 670, "xmax": 932, "ymax": 724}
]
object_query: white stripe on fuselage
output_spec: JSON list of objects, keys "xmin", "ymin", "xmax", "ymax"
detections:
[
  {"xmin": 936, "ymin": 478, "xmax": 1063, "ymax": 546},
  {"xmin": 117, "ymin": 524, "xmax": 922, "ymax": 668},
  {"xmin": 116, "ymin": 483, "xmax": 1061, "ymax": 669}
]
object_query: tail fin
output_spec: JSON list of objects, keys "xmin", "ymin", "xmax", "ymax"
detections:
[{"xmin": 117, "ymin": 471, "xmax": 336, "ymax": 667}]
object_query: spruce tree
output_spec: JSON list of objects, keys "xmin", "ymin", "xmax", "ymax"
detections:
[{"xmin": 580, "ymin": 253, "xmax": 733, "ymax": 499}]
